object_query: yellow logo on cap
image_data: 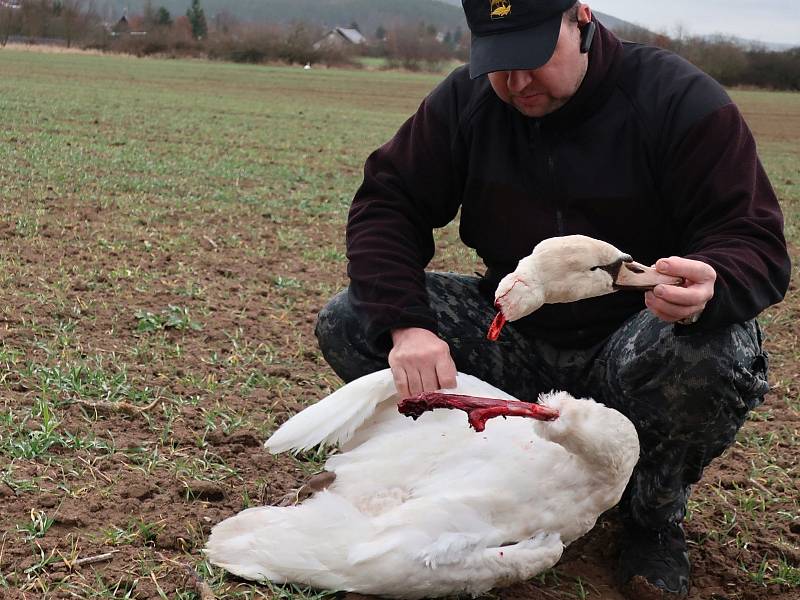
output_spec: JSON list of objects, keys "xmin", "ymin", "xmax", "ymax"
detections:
[{"xmin": 490, "ymin": 0, "xmax": 511, "ymax": 19}]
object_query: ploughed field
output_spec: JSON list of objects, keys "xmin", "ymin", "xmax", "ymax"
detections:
[{"xmin": 0, "ymin": 48, "xmax": 797, "ymax": 599}]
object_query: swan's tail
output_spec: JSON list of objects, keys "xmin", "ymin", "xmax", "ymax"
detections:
[
  {"xmin": 265, "ymin": 369, "xmax": 397, "ymax": 453},
  {"xmin": 205, "ymin": 492, "xmax": 367, "ymax": 588}
]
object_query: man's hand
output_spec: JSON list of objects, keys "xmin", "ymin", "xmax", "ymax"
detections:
[
  {"xmin": 389, "ymin": 327, "xmax": 458, "ymax": 397},
  {"xmin": 645, "ymin": 256, "xmax": 716, "ymax": 323}
]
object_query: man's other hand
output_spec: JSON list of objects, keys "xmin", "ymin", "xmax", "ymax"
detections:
[
  {"xmin": 389, "ymin": 327, "xmax": 458, "ymax": 397},
  {"xmin": 645, "ymin": 257, "xmax": 716, "ymax": 323}
]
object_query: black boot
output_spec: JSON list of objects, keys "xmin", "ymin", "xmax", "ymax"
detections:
[{"xmin": 617, "ymin": 519, "xmax": 690, "ymax": 597}]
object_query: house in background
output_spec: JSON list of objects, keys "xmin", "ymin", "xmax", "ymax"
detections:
[
  {"xmin": 111, "ymin": 14, "xmax": 131, "ymax": 35},
  {"xmin": 313, "ymin": 27, "xmax": 366, "ymax": 51},
  {"xmin": 108, "ymin": 12, "xmax": 147, "ymax": 37}
]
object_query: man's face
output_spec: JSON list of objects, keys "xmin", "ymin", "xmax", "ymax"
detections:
[{"xmin": 487, "ymin": 11, "xmax": 589, "ymax": 118}]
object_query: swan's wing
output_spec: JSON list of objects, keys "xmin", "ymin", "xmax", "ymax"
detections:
[
  {"xmin": 265, "ymin": 369, "xmax": 518, "ymax": 454},
  {"xmin": 265, "ymin": 369, "xmax": 398, "ymax": 454}
]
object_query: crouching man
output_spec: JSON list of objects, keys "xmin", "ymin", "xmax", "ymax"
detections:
[{"xmin": 316, "ymin": 1, "xmax": 790, "ymax": 597}]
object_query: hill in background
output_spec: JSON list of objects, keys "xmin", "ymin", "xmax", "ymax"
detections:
[
  {"xmin": 99, "ymin": 0, "xmax": 644, "ymax": 38},
  {"xmin": 90, "ymin": 0, "xmax": 798, "ymax": 50},
  {"xmin": 100, "ymin": 0, "xmax": 469, "ymax": 36}
]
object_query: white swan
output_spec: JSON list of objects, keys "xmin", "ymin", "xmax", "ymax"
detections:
[
  {"xmin": 206, "ymin": 235, "xmax": 680, "ymax": 598},
  {"xmin": 207, "ymin": 375, "xmax": 638, "ymax": 598}
]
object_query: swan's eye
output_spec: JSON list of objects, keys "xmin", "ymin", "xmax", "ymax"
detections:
[{"xmin": 591, "ymin": 260, "xmax": 624, "ymax": 277}]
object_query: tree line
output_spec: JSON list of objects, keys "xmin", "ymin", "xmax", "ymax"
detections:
[
  {"xmin": 1, "ymin": 0, "xmax": 797, "ymax": 90},
  {"xmin": 615, "ymin": 25, "xmax": 799, "ymax": 92}
]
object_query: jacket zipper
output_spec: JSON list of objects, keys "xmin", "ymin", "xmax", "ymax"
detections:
[
  {"xmin": 544, "ymin": 126, "xmax": 578, "ymax": 333},
  {"xmin": 532, "ymin": 120, "xmax": 564, "ymax": 236},
  {"xmin": 544, "ymin": 136, "xmax": 564, "ymax": 236},
  {"xmin": 550, "ymin": 154, "xmax": 565, "ymax": 235}
]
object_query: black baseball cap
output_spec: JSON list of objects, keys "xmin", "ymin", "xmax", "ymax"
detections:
[{"xmin": 463, "ymin": 0, "xmax": 576, "ymax": 78}]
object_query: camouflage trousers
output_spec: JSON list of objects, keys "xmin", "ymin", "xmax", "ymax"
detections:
[{"xmin": 315, "ymin": 273, "xmax": 770, "ymax": 531}]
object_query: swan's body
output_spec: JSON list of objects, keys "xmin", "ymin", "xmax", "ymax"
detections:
[
  {"xmin": 206, "ymin": 370, "xmax": 639, "ymax": 598},
  {"xmin": 206, "ymin": 236, "xmax": 673, "ymax": 597}
]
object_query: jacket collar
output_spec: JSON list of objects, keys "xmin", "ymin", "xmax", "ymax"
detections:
[{"xmin": 538, "ymin": 20, "xmax": 623, "ymax": 128}]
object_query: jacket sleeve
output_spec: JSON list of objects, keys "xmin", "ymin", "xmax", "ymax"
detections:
[
  {"xmin": 662, "ymin": 103, "xmax": 791, "ymax": 329},
  {"xmin": 346, "ymin": 77, "xmax": 466, "ymax": 349}
]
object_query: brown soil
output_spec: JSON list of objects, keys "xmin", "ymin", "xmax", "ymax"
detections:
[{"xmin": 0, "ymin": 192, "xmax": 797, "ymax": 600}]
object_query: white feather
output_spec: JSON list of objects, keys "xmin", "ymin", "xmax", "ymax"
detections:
[
  {"xmin": 207, "ymin": 370, "xmax": 640, "ymax": 599},
  {"xmin": 265, "ymin": 369, "xmax": 397, "ymax": 453}
]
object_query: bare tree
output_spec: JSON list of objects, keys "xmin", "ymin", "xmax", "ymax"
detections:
[
  {"xmin": 141, "ymin": 0, "xmax": 157, "ymax": 28},
  {"xmin": 20, "ymin": 0, "xmax": 51, "ymax": 39},
  {"xmin": 0, "ymin": 6, "xmax": 20, "ymax": 46},
  {"xmin": 213, "ymin": 10, "xmax": 237, "ymax": 35},
  {"xmin": 385, "ymin": 23, "xmax": 450, "ymax": 71},
  {"xmin": 58, "ymin": 0, "xmax": 87, "ymax": 48},
  {"xmin": 279, "ymin": 21, "xmax": 321, "ymax": 65}
]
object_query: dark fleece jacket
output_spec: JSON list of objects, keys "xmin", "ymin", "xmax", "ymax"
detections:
[{"xmin": 346, "ymin": 23, "xmax": 790, "ymax": 349}]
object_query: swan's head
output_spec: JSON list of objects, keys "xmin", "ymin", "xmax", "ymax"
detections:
[{"xmin": 488, "ymin": 236, "xmax": 683, "ymax": 339}]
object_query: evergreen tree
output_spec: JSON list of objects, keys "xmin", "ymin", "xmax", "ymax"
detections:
[
  {"xmin": 186, "ymin": 0, "xmax": 207, "ymax": 39},
  {"xmin": 156, "ymin": 7, "xmax": 172, "ymax": 27}
]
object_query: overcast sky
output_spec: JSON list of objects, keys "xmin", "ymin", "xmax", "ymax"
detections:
[{"xmin": 588, "ymin": 1, "xmax": 799, "ymax": 46}]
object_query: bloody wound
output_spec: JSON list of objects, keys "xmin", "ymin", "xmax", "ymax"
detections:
[{"xmin": 398, "ymin": 392, "xmax": 559, "ymax": 432}]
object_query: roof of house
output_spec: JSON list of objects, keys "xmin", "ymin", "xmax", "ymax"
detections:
[{"xmin": 334, "ymin": 27, "xmax": 366, "ymax": 45}]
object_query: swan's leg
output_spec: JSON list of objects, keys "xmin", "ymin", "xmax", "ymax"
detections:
[
  {"xmin": 416, "ymin": 532, "xmax": 485, "ymax": 568},
  {"xmin": 417, "ymin": 533, "xmax": 564, "ymax": 596},
  {"xmin": 277, "ymin": 471, "xmax": 336, "ymax": 506},
  {"xmin": 474, "ymin": 533, "xmax": 564, "ymax": 581}
]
